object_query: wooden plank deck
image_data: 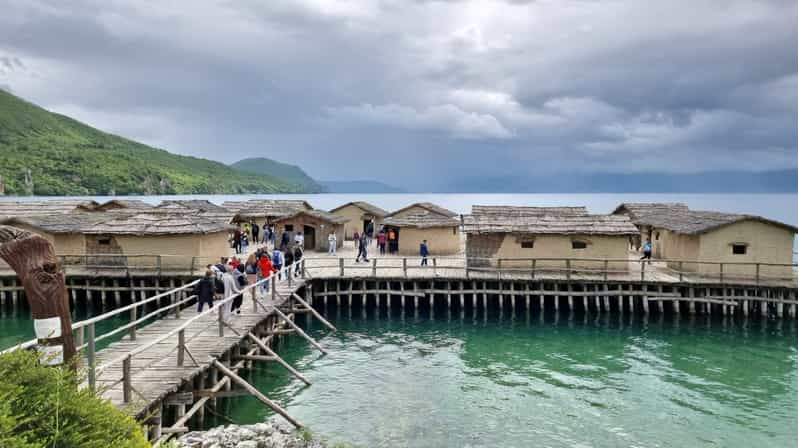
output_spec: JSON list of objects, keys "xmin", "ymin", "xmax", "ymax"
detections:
[{"xmin": 91, "ymin": 278, "xmax": 307, "ymax": 418}]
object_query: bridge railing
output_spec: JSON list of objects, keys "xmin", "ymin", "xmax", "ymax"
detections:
[
  {"xmin": 1, "ymin": 258, "xmax": 306, "ymax": 404},
  {"xmin": 303, "ymin": 255, "xmax": 798, "ymax": 284}
]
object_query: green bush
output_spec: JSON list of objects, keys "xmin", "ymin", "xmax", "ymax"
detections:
[{"xmin": 0, "ymin": 350, "xmax": 150, "ymax": 448}]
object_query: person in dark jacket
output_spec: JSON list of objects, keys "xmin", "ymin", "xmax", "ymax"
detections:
[
  {"xmin": 420, "ymin": 240, "xmax": 429, "ymax": 266},
  {"xmin": 293, "ymin": 246, "xmax": 303, "ymax": 277},
  {"xmin": 195, "ymin": 270, "xmax": 216, "ymax": 312},
  {"xmin": 233, "ymin": 228, "xmax": 242, "ymax": 254},
  {"xmin": 251, "ymin": 222, "xmax": 260, "ymax": 245},
  {"xmin": 284, "ymin": 247, "xmax": 295, "ymax": 273}
]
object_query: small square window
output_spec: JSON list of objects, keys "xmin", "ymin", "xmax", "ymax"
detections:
[
  {"xmin": 284, "ymin": 224, "xmax": 294, "ymax": 232},
  {"xmin": 655, "ymin": 232, "xmax": 660, "ymax": 241},
  {"xmin": 572, "ymin": 240, "xmax": 588, "ymax": 250},
  {"xmin": 98, "ymin": 238, "xmax": 111, "ymax": 246},
  {"xmin": 521, "ymin": 241, "xmax": 534, "ymax": 249},
  {"xmin": 732, "ymin": 244, "xmax": 747, "ymax": 255}
]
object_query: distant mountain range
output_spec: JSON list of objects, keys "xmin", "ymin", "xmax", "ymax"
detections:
[
  {"xmin": 230, "ymin": 157, "xmax": 324, "ymax": 193},
  {"xmin": 0, "ymin": 90, "xmax": 304, "ymax": 195},
  {"xmin": 438, "ymin": 171, "xmax": 798, "ymax": 193},
  {"xmin": 320, "ymin": 180, "xmax": 406, "ymax": 193}
]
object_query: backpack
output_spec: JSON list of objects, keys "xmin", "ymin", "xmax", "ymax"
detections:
[{"xmin": 272, "ymin": 251, "xmax": 282, "ymax": 266}]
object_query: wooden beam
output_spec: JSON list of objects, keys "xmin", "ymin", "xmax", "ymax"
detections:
[
  {"xmin": 272, "ymin": 307, "xmax": 328, "ymax": 355},
  {"xmin": 212, "ymin": 360, "xmax": 303, "ymax": 429},
  {"xmin": 247, "ymin": 332, "xmax": 312, "ymax": 386},
  {"xmin": 291, "ymin": 292, "xmax": 337, "ymax": 332}
]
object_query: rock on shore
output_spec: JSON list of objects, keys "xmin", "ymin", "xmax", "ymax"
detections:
[{"xmin": 176, "ymin": 422, "xmax": 329, "ymax": 448}]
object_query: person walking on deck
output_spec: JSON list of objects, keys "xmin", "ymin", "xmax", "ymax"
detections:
[
  {"xmin": 281, "ymin": 231, "xmax": 290, "ymax": 251},
  {"xmin": 293, "ymin": 245, "xmax": 304, "ymax": 277},
  {"xmin": 284, "ymin": 247, "xmax": 295, "ymax": 274},
  {"xmin": 251, "ymin": 221, "xmax": 260, "ymax": 246},
  {"xmin": 366, "ymin": 220, "xmax": 374, "ymax": 246},
  {"xmin": 388, "ymin": 229, "xmax": 397, "ymax": 254},
  {"xmin": 272, "ymin": 248, "xmax": 284, "ymax": 279},
  {"xmin": 233, "ymin": 228, "xmax": 242, "ymax": 254},
  {"xmin": 195, "ymin": 270, "xmax": 216, "ymax": 312},
  {"xmin": 231, "ymin": 264, "xmax": 248, "ymax": 314},
  {"xmin": 378, "ymin": 229, "xmax": 387, "ymax": 255},
  {"xmin": 353, "ymin": 230, "xmax": 360, "ymax": 250},
  {"xmin": 221, "ymin": 263, "xmax": 241, "ymax": 320},
  {"xmin": 294, "ymin": 232, "xmax": 304, "ymax": 248},
  {"xmin": 356, "ymin": 232, "xmax": 369, "ymax": 263},
  {"xmin": 328, "ymin": 232, "xmax": 337, "ymax": 255},
  {"xmin": 640, "ymin": 239, "xmax": 652, "ymax": 263},
  {"xmin": 258, "ymin": 251, "xmax": 277, "ymax": 293},
  {"xmin": 420, "ymin": 240, "xmax": 429, "ymax": 266}
]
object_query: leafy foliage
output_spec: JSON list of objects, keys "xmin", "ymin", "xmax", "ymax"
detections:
[
  {"xmin": 231, "ymin": 157, "xmax": 324, "ymax": 193},
  {"xmin": 0, "ymin": 89, "xmax": 305, "ymax": 195},
  {"xmin": 0, "ymin": 350, "xmax": 150, "ymax": 448}
]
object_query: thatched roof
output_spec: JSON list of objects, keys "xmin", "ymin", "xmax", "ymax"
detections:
[
  {"xmin": 94, "ymin": 199, "xmax": 153, "ymax": 211},
  {"xmin": 329, "ymin": 201, "xmax": 388, "ymax": 218},
  {"xmin": 634, "ymin": 210, "xmax": 798, "ymax": 235},
  {"xmin": 0, "ymin": 200, "xmax": 100, "ymax": 217},
  {"xmin": 383, "ymin": 211, "xmax": 460, "ymax": 229},
  {"xmin": 612, "ymin": 203, "xmax": 689, "ymax": 222},
  {"xmin": 273, "ymin": 209, "xmax": 349, "ymax": 225},
  {"xmin": 389, "ymin": 202, "xmax": 458, "ymax": 218},
  {"xmin": 155, "ymin": 200, "xmax": 230, "ymax": 213},
  {"xmin": 463, "ymin": 214, "xmax": 639, "ymax": 236},
  {"xmin": 1, "ymin": 212, "xmax": 234, "ymax": 236},
  {"xmin": 221, "ymin": 199, "xmax": 313, "ymax": 220},
  {"xmin": 472, "ymin": 205, "xmax": 588, "ymax": 217}
]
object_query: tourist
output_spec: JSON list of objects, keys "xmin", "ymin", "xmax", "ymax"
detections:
[
  {"xmin": 221, "ymin": 263, "xmax": 241, "ymax": 320},
  {"xmin": 245, "ymin": 253, "xmax": 257, "ymax": 274},
  {"xmin": 281, "ymin": 230, "xmax": 290, "ymax": 251},
  {"xmin": 230, "ymin": 256, "xmax": 241, "ymax": 270},
  {"xmin": 366, "ymin": 220, "xmax": 374, "ymax": 246},
  {"xmin": 284, "ymin": 246, "xmax": 295, "ymax": 274},
  {"xmin": 356, "ymin": 232, "xmax": 369, "ymax": 263},
  {"xmin": 388, "ymin": 229, "xmax": 397, "ymax": 254},
  {"xmin": 353, "ymin": 230, "xmax": 360, "ymax": 251},
  {"xmin": 272, "ymin": 247, "xmax": 284, "ymax": 279},
  {"xmin": 420, "ymin": 240, "xmax": 429, "ymax": 266},
  {"xmin": 231, "ymin": 264, "xmax": 248, "ymax": 314},
  {"xmin": 295, "ymin": 231, "xmax": 304, "ymax": 248},
  {"xmin": 293, "ymin": 245, "xmax": 303, "ymax": 277},
  {"xmin": 258, "ymin": 251, "xmax": 277, "ymax": 293},
  {"xmin": 241, "ymin": 232, "xmax": 249, "ymax": 252},
  {"xmin": 640, "ymin": 239, "xmax": 653, "ymax": 263},
  {"xmin": 233, "ymin": 227, "xmax": 242, "ymax": 254},
  {"xmin": 270, "ymin": 225, "xmax": 276, "ymax": 246},
  {"xmin": 328, "ymin": 232, "xmax": 337, "ymax": 255},
  {"xmin": 251, "ymin": 221, "xmax": 260, "ymax": 245},
  {"xmin": 195, "ymin": 270, "xmax": 216, "ymax": 312},
  {"xmin": 378, "ymin": 229, "xmax": 387, "ymax": 255}
]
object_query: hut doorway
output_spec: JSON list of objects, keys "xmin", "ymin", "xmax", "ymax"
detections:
[{"xmin": 303, "ymin": 225, "xmax": 316, "ymax": 251}]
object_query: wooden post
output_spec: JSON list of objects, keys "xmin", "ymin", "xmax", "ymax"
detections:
[
  {"xmin": 123, "ymin": 355, "xmax": 132, "ymax": 403},
  {"xmin": 678, "ymin": 261, "xmax": 684, "ymax": 282},
  {"xmin": 640, "ymin": 260, "xmax": 645, "ymax": 282},
  {"xmin": 247, "ymin": 333, "xmax": 311, "ymax": 386},
  {"xmin": 566, "ymin": 259, "xmax": 571, "ymax": 281},
  {"xmin": 372, "ymin": 258, "xmax": 377, "ymax": 277},
  {"xmin": 130, "ymin": 303, "xmax": 137, "ymax": 341},
  {"xmin": 339, "ymin": 258, "xmax": 345, "ymax": 277},
  {"xmin": 603, "ymin": 260, "xmax": 608, "ymax": 282},
  {"xmin": 272, "ymin": 307, "xmax": 327, "ymax": 354},
  {"xmin": 292, "ymin": 293, "xmax": 336, "ymax": 331},
  {"xmin": 0, "ymin": 226, "xmax": 76, "ymax": 366},
  {"xmin": 719, "ymin": 263, "xmax": 724, "ymax": 284},
  {"xmin": 212, "ymin": 360, "xmax": 303, "ymax": 429},
  {"xmin": 755, "ymin": 263, "xmax": 760, "ymax": 285},
  {"xmin": 218, "ymin": 305, "xmax": 224, "ymax": 336},
  {"xmin": 433, "ymin": 258, "xmax": 437, "ymax": 276},
  {"xmin": 532, "ymin": 259, "xmax": 537, "ymax": 279},
  {"xmin": 403, "ymin": 258, "xmax": 408, "ymax": 277},
  {"xmin": 177, "ymin": 329, "xmax": 185, "ymax": 367},
  {"xmin": 87, "ymin": 322, "xmax": 96, "ymax": 391}
]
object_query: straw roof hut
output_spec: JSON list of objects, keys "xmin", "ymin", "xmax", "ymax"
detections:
[
  {"xmin": 92, "ymin": 199, "xmax": 153, "ymax": 211},
  {"xmin": 382, "ymin": 211, "xmax": 461, "ymax": 255},
  {"xmin": 613, "ymin": 203, "xmax": 797, "ymax": 278},
  {"xmin": 0, "ymin": 212, "xmax": 234, "ymax": 269},
  {"xmin": 329, "ymin": 201, "xmax": 389, "ymax": 240},
  {"xmin": 272, "ymin": 210, "xmax": 347, "ymax": 252},
  {"xmin": 0, "ymin": 200, "xmax": 100, "ymax": 218},
  {"xmin": 471, "ymin": 205, "xmax": 588, "ymax": 217},
  {"xmin": 389, "ymin": 202, "xmax": 458, "ymax": 219},
  {"xmin": 221, "ymin": 199, "xmax": 313, "ymax": 223},
  {"xmin": 464, "ymin": 207, "xmax": 637, "ymax": 269}
]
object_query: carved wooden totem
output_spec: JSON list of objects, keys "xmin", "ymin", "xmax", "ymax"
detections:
[{"xmin": 0, "ymin": 225, "xmax": 75, "ymax": 366}]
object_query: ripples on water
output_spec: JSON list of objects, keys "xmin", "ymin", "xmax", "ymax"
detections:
[{"xmin": 215, "ymin": 312, "xmax": 797, "ymax": 447}]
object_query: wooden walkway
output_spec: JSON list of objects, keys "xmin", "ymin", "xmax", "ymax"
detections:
[{"xmin": 92, "ymin": 277, "xmax": 306, "ymax": 418}]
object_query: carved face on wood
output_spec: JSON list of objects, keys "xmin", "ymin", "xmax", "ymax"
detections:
[{"xmin": 0, "ymin": 225, "xmax": 76, "ymax": 366}]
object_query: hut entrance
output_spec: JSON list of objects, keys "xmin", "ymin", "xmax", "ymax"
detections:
[{"xmin": 303, "ymin": 225, "xmax": 316, "ymax": 251}]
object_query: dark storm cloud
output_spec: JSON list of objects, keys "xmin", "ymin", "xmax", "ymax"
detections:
[{"xmin": 1, "ymin": 0, "xmax": 797, "ymax": 190}]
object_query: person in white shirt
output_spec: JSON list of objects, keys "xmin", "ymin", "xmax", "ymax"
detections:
[
  {"xmin": 294, "ymin": 232, "xmax": 304, "ymax": 248},
  {"xmin": 328, "ymin": 232, "xmax": 337, "ymax": 255}
]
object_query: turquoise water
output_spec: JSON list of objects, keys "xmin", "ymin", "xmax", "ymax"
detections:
[{"xmin": 223, "ymin": 311, "xmax": 798, "ymax": 448}]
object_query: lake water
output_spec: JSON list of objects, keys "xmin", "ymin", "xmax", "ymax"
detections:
[{"xmin": 218, "ymin": 312, "xmax": 798, "ymax": 448}]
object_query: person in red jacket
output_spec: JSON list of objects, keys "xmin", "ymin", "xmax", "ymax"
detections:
[
  {"xmin": 258, "ymin": 253, "xmax": 278, "ymax": 293},
  {"xmin": 378, "ymin": 229, "xmax": 387, "ymax": 255}
]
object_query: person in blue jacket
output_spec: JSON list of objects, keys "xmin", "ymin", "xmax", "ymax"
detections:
[{"xmin": 420, "ymin": 240, "xmax": 429, "ymax": 266}]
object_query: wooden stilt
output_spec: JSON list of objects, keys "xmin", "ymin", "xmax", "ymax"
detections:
[{"xmin": 247, "ymin": 333, "xmax": 312, "ymax": 386}]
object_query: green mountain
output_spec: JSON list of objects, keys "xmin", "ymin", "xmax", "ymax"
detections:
[
  {"xmin": 0, "ymin": 89, "xmax": 305, "ymax": 195},
  {"xmin": 230, "ymin": 157, "xmax": 324, "ymax": 193}
]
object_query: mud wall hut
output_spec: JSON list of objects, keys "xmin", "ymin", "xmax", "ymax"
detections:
[
  {"xmin": 272, "ymin": 210, "xmax": 346, "ymax": 252},
  {"xmin": 329, "ymin": 201, "xmax": 388, "ymax": 240}
]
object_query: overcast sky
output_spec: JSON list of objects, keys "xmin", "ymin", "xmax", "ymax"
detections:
[{"xmin": 2, "ymin": 0, "xmax": 797, "ymax": 190}]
